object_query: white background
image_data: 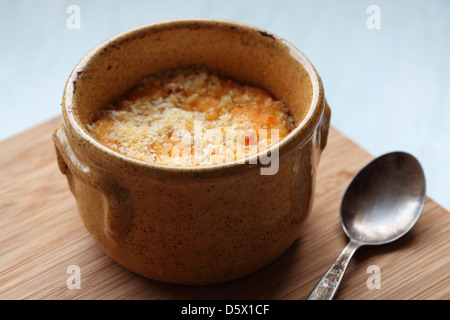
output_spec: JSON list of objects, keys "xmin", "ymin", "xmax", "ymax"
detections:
[{"xmin": 0, "ymin": 0, "xmax": 449, "ymax": 210}]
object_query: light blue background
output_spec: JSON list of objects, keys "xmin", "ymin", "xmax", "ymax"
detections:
[{"xmin": 0, "ymin": 0, "xmax": 449, "ymax": 210}]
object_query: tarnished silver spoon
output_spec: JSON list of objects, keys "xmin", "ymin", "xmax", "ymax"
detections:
[{"xmin": 307, "ymin": 151, "xmax": 426, "ymax": 300}]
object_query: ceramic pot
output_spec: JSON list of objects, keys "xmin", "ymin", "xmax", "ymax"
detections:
[{"xmin": 53, "ymin": 19, "xmax": 331, "ymax": 285}]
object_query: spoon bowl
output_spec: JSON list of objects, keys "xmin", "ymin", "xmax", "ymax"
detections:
[
  {"xmin": 341, "ymin": 151, "xmax": 426, "ymax": 246},
  {"xmin": 308, "ymin": 152, "xmax": 426, "ymax": 300}
]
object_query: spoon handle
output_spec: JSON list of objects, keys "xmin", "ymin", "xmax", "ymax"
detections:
[{"xmin": 307, "ymin": 240, "xmax": 360, "ymax": 300}]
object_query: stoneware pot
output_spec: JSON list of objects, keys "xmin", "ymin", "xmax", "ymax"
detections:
[{"xmin": 53, "ymin": 19, "xmax": 331, "ymax": 285}]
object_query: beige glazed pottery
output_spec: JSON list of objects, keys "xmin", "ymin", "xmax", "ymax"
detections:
[{"xmin": 53, "ymin": 19, "xmax": 331, "ymax": 285}]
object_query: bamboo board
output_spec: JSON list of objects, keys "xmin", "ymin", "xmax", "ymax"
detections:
[{"xmin": 0, "ymin": 116, "xmax": 448, "ymax": 300}]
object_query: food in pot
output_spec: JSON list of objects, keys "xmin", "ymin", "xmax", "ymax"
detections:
[{"xmin": 87, "ymin": 68, "xmax": 295, "ymax": 166}]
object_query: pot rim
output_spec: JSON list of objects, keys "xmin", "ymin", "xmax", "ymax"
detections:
[{"xmin": 62, "ymin": 18, "xmax": 325, "ymax": 177}]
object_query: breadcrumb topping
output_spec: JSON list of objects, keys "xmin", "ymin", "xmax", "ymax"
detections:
[{"xmin": 87, "ymin": 68, "xmax": 295, "ymax": 166}]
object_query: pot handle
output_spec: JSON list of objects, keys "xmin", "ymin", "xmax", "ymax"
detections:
[
  {"xmin": 52, "ymin": 125, "xmax": 133, "ymax": 241},
  {"xmin": 319, "ymin": 99, "xmax": 331, "ymax": 152}
]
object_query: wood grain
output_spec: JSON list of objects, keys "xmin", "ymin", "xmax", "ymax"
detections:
[{"xmin": 0, "ymin": 117, "xmax": 448, "ymax": 300}]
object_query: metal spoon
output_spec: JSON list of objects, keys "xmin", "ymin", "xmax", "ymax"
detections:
[{"xmin": 307, "ymin": 151, "xmax": 426, "ymax": 300}]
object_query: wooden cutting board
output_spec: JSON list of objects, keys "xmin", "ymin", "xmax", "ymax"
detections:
[{"xmin": 0, "ymin": 116, "xmax": 448, "ymax": 300}]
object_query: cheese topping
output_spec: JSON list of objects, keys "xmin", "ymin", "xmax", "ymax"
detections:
[{"xmin": 87, "ymin": 68, "xmax": 295, "ymax": 166}]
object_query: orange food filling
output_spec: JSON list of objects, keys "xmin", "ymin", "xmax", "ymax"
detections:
[{"xmin": 87, "ymin": 68, "xmax": 295, "ymax": 166}]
